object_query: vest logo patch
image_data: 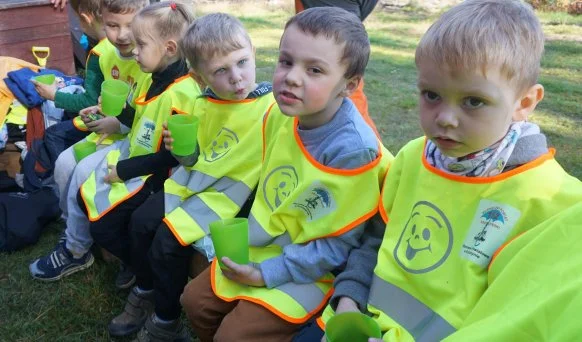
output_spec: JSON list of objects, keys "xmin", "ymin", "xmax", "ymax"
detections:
[
  {"xmin": 292, "ymin": 182, "xmax": 336, "ymax": 221},
  {"xmin": 203, "ymin": 127, "xmax": 238, "ymax": 162},
  {"xmin": 460, "ymin": 199, "xmax": 520, "ymax": 267},
  {"xmin": 394, "ymin": 201, "xmax": 453, "ymax": 274},
  {"xmin": 262, "ymin": 165, "xmax": 298, "ymax": 211},
  {"xmin": 111, "ymin": 65, "xmax": 120, "ymax": 79},
  {"xmin": 135, "ymin": 119, "xmax": 155, "ymax": 151}
]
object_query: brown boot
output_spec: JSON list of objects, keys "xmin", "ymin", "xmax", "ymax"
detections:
[{"xmin": 108, "ymin": 286, "xmax": 154, "ymax": 337}]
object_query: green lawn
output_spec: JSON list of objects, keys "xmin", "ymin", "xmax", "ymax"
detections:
[{"xmin": 1, "ymin": 2, "xmax": 580, "ymax": 341}]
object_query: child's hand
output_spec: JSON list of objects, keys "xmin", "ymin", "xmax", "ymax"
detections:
[
  {"xmin": 368, "ymin": 339, "xmax": 383, "ymax": 342},
  {"xmin": 31, "ymin": 79, "xmax": 57, "ymax": 101},
  {"xmin": 103, "ymin": 164, "xmax": 122, "ymax": 184},
  {"xmin": 87, "ymin": 116, "xmax": 120, "ymax": 135},
  {"xmin": 162, "ymin": 122, "xmax": 173, "ymax": 151},
  {"xmin": 221, "ymin": 257, "xmax": 265, "ymax": 287},
  {"xmin": 79, "ymin": 105, "xmax": 103, "ymax": 124},
  {"xmin": 336, "ymin": 297, "xmax": 359, "ymax": 314}
]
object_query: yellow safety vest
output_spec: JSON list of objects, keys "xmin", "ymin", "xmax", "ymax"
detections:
[
  {"xmin": 212, "ymin": 105, "xmax": 393, "ymax": 324},
  {"xmin": 317, "ymin": 137, "xmax": 582, "ymax": 341},
  {"xmin": 443, "ymin": 202, "xmax": 582, "ymax": 341},
  {"xmin": 163, "ymin": 93, "xmax": 276, "ymax": 246},
  {"xmin": 80, "ymin": 75, "xmax": 200, "ymax": 221},
  {"xmin": 73, "ymin": 38, "xmax": 147, "ymax": 145}
]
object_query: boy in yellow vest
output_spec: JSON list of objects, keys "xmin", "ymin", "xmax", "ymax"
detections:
[
  {"xmin": 32, "ymin": 0, "xmax": 148, "ymax": 188},
  {"xmin": 91, "ymin": 13, "xmax": 275, "ymax": 340},
  {"xmin": 310, "ymin": 1, "xmax": 582, "ymax": 341},
  {"xmin": 180, "ymin": 8, "xmax": 393, "ymax": 341},
  {"xmin": 29, "ymin": 0, "xmax": 149, "ymax": 287}
]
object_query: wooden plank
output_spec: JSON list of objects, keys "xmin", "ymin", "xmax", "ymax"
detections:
[
  {"xmin": 0, "ymin": 0, "xmax": 50, "ymax": 10},
  {"xmin": 0, "ymin": 3, "xmax": 75, "ymax": 74}
]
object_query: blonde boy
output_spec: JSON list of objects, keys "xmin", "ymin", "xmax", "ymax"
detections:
[
  {"xmin": 312, "ymin": 1, "xmax": 582, "ymax": 341},
  {"xmin": 181, "ymin": 8, "xmax": 392, "ymax": 341},
  {"xmin": 29, "ymin": 0, "xmax": 149, "ymax": 285}
]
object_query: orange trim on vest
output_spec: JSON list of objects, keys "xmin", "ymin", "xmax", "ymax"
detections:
[
  {"xmin": 210, "ymin": 259, "xmax": 333, "ymax": 324},
  {"xmin": 206, "ymin": 97, "xmax": 256, "ymax": 104},
  {"xmin": 311, "ymin": 207, "xmax": 378, "ymax": 243},
  {"xmin": 316, "ymin": 316, "xmax": 326, "ymax": 330},
  {"xmin": 377, "ymin": 166, "xmax": 392, "ymax": 223},
  {"xmin": 135, "ymin": 75, "xmax": 192, "ymax": 105},
  {"xmin": 163, "ymin": 217, "xmax": 190, "ymax": 246},
  {"xmin": 293, "ymin": 117, "xmax": 383, "ymax": 175},
  {"xmin": 421, "ymin": 138, "xmax": 556, "ymax": 184},
  {"xmin": 295, "ymin": 0, "xmax": 304, "ymax": 13},
  {"xmin": 81, "ymin": 182, "xmax": 147, "ymax": 222},
  {"xmin": 488, "ymin": 231, "xmax": 527, "ymax": 272},
  {"xmin": 72, "ymin": 118, "xmax": 89, "ymax": 131}
]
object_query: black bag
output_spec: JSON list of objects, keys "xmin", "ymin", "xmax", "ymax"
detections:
[{"xmin": 0, "ymin": 188, "xmax": 60, "ymax": 252}]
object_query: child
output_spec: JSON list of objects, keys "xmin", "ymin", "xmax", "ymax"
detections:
[
  {"xmin": 33, "ymin": 0, "xmax": 147, "ymax": 176},
  {"xmin": 91, "ymin": 13, "xmax": 275, "ymax": 340},
  {"xmin": 312, "ymin": 1, "xmax": 582, "ymax": 341},
  {"xmin": 28, "ymin": 0, "xmax": 156, "ymax": 284},
  {"xmin": 180, "ymin": 7, "xmax": 393, "ymax": 341}
]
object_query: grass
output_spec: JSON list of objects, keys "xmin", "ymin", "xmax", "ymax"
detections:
[{"xmin": 1, "ymin": 2, "xmax": 581, "ymax": 341}]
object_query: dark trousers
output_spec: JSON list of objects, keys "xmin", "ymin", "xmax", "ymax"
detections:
[
  {"xmin": 129, "ymin": 190, "xmax": 194, "ymax": 321},
  {"xmin": 45, "ymin": 120, "xmax": 89, "ymax": 166}
]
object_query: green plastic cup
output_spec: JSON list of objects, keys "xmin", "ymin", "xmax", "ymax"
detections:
[
  {"xmin": 167, "ymin": 114, "xmax": 199, "ymax": 156},
  {"xmin": 209, "ymin": 218, "xmax": 249, "ymax": 269},
  {"xmin": 34, "ymin": 74, "xmax": 55, "ymax": 85},
  {"xmin": 325, "ymin": 312, "xmax": 382, "ymax": 342},
  {"xmin": 73, "ymin": 141, "xmax": 97, "ymax": 162},
  {"xmin": 101, "ymin": 79, "xmax": 130, "ymax": 116}
]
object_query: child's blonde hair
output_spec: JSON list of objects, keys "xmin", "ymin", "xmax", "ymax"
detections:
[
  {"xmin": 415, "ymin": 0, "xmax": 544, "ymax": 94},
  {"xmin": 101, "ymin": 0, "xmax": 149, "ymax": 14},
  {"xmin": 284, "ymin": 7, "xmax": 370, "ymax": 79},
  {"xmin": 70, "ymin": 0, "xmax": 101, "ymax": 19},
  {"xmin": 180, "ymin": 13, "xmax": 252, "ymax": 70},
  {"xmin": 132, "ymin": 1, "xmax": 194, "ymax": 47}
]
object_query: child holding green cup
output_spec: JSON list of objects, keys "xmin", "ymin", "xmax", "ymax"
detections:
[
  {"xmin": 166, "ymin": 114, "xmax": 199, "ymax": 157},
  {"xmin": 100, "ymin": 79, "xmax": 130, "ymax": 116},
  {"xmin": 209, "ymin": 218, "xmax": 249, "ymax": 270}
]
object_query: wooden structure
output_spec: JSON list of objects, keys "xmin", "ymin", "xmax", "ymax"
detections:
[{"xmin": 0, "ymin": 0, "xmax": 75, "ymax": 75}]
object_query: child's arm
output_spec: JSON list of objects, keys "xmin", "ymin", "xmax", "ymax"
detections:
[
  {"xmin": 53, "ymin": 53, "xmax": 104, "ymax": 113},
  {"xmin": 113, "ymin": 144, "xmax": 179, "ymax": 182},
  {"xmin": 329, "ymin": 213, "xmax": 385, "ymax": 312},
  {"xmin": 258, "ymin": 224, "xmax": 366, "ymax": 289}
]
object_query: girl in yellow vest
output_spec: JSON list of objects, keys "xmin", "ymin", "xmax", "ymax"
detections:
[
  {"xmin": 180, "ymin": 8, "xmax": 393, "ymax": 342},
  {"xmin": 29, "ymin": 1, "xmax": 198, "ymax": 293},
  {"xmin": 98, "ymin": 13, "xmax": 275, "ymax": 340},
  {"xmin": 311, "ymin": 1, "xmax": 582, "ymax": 341}
]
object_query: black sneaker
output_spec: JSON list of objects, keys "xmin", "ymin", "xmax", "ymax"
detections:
[
  {"xmin": 108, "ymin": 286, "xmax": 154, "ymax": 337},
  {"xmin": 115, "ymin": 263, "xmax": 136, "ymax": 289},
  {"xmin": 29, "ymin": 242, "xmax": 94, "ymax": 281},
  {"xmin": 135, "ymin": 314, "xmax": 190, "ymax": 342}
]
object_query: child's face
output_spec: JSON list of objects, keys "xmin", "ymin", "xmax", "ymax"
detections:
[
  {"xmin": 417, "ymin": 59, "xmax": 522, "ymax": 158},
  {"xmin": 194, "ymin": 40, "xmax": 257, "ymax": 101},
  {"xmin": 102, "ymin": 8, "xmax": 136, "ymax": 57},
  {"xmin": 273, "ymin": 24, "xmax": 352, "ymax": 128},
  {"xmin": 132, "ymin": 29, "xmax": 166, "ymax": 73}
]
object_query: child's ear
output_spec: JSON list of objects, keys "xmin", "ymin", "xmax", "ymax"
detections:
[
  {"xmin": 339, "ymin": 76, "xmax": 362, "ymax": 98},
  {"xmin": 80, "ymin": 12, "xmax": 93, "ymax": 25},
  {"xmin": 165, "ymin": 40, "xmax": 178, "ymax": 57},
  {"xmin": 513, "ymin": 84, "xmax": 544, "ymax": 121}
]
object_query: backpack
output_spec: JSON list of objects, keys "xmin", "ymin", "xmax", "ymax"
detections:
[{"xmin": 0, "ymin": 188, "xmax": 60, "ymax": 252}]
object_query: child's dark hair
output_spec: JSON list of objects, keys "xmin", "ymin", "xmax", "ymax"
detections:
[
  {"xmin": 70, "ymin": 0, "xmax": 101, "ymax": 18},
  {"xmin": 284, "ymin": 7, "xmax": 370, "ymax": 79},
  {"xmin": 101, "ymin": 0, "xmax": 149, "ymax": 14},
  {"xmin": 132, "ymin": 1, "xmax": 194, "ymax": 44}
]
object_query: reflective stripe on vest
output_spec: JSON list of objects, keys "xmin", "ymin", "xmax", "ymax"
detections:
[
  {"xmin": 80, "ymin": 76, "xmax": 198, "ymax": 221},
  {"xmin": 363, "ymin": 137, "xmax": 581, "ymax": 340},
  {"xmin": 368, "ymin": 274, "xmax": 455, "ymax": 340},
  {"xmin": 163, "ymin": 94, "xmax": 275, "ymax": 246},
  {"xmin": 212, "ymin": 105, "xmax": 393, "ymax": 323}
]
